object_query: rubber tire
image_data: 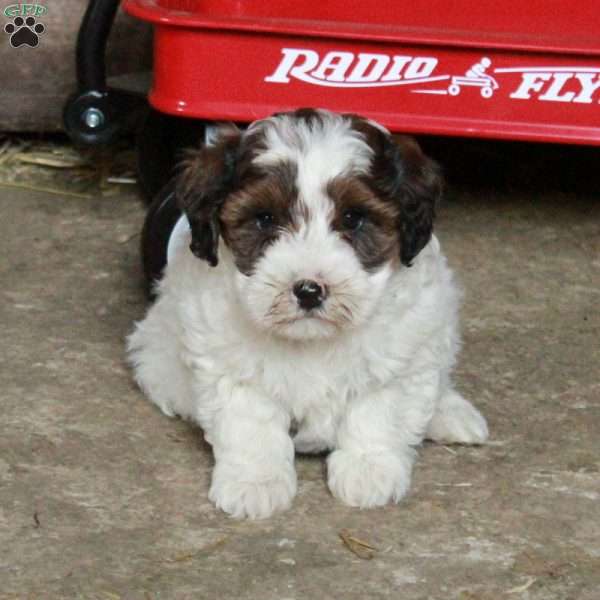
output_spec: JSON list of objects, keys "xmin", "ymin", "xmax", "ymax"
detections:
[{"xmin": 136, "ymin": 108, "xmax": 205, "ymax": 203}]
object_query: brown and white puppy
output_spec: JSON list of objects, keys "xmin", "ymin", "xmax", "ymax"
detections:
[{"xmin": 129, "ymin": 109, "xmax": 488, "ymax": 519}]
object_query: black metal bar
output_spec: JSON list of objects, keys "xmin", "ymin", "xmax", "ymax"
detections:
[
  {"xmin": 64, "ymin": 0, "xmax": 148, "ymax": 146},
  {"xmin": 75, "ymin": 0, "xmax": 121, "ymax": 91}
]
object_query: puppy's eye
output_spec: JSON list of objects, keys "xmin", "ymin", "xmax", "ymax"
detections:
[
  {"xmin": 341, "ymin": 209, "xmax": 365, "ymax": 232},
  {"xmin": 255, "ymin": 211, "xmax": 275, "ymax": 231}
]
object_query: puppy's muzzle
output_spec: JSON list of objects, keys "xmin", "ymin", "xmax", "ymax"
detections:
[{"xmin": 293, "ymin": 279, "xmax": 327, "ymax": 311}]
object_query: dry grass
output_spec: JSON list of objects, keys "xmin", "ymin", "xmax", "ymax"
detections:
[{"xmin": 0, "ymin": 134, "xmax": 138, "ymax": 199}]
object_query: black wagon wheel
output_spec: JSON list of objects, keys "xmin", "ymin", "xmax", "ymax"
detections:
[{"xmin": 136, "ymin": 108, "xmax": 206, "ymax": 202}]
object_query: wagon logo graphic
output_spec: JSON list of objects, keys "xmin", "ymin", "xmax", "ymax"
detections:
[
  {"xmin": 265, "ymin": 48, "xmax": 448, "ymax": 88},
  {"xmin": 413, "ymin": 57, "xmax": 499, "ymax": 97},
  {"xmin": 264, "ymin": 48, "xmax": 501, "ymax": 95},
  {"xmin": 265, "ymin": 48, "xmax": 501, "ymax": 97},
  {"xmin": 265, "ymin": 48, "xmax": 600, "ymax": 106},
  {"xmin": 447, "ymin": 58, "xmax": 498, "ymax": 98}
]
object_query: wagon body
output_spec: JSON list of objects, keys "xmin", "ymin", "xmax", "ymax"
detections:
[{"xmin": 124, "ymin": 0, "xmax": 600, "ymax": 145}]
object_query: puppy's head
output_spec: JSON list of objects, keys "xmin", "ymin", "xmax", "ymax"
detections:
[{"xmin": 177, "ymin": 109, "xmax": 441, "ymax": 341}]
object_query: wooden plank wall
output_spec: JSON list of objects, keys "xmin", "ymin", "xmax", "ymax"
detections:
[{"xmin": 0, "ymin": 2, "xmax": 152, "ymax": 131}]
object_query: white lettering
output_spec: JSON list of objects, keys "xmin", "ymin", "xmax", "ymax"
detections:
[
  {"xmin": 381, "ymin": 55, "xmax": 413, "ymax": 81},
  {"xmin": 510, "ymin": 73, "xmax": 552, "ymax": 99},
  {"xmin": 311, "ymin": 52, "xmax": 355, "ymax": 82},
  {"xmin": 265, "ymin": 47, "xmax": 444, "ymax": 88},
  {"xmin": 538, "ymin": 73, "xmax": 576, "ymax": 102},
  {"xmin": 264, "ymin": 48, "xmax": 320, "ymax": 83},
  {"xmin": 404, "ymin": 57, "xmax": 437, "ymax": 79},
  {"xmin": 346, "ymin": 54, "xmax": 390, "ymax": 83},
  {"xmin": 573, "ymin": 73, "xmax": 600, "ymax": 103}
]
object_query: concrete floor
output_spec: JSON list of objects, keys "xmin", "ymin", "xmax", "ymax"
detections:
[{"xmin": 1, "ymin": 147, "xmax": 599, "ymax": 599}]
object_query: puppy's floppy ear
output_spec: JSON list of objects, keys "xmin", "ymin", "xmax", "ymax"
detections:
[
  {"xmin": 176, "ymin": 125, "xmax": 241, "ymax": 267},
  {"xmin": 370, "ymin": 131, "xmax": 442, "ymax": 267}
]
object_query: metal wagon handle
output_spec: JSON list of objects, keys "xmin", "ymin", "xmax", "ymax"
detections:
[
  {"xmin": 76, "ymin": 0, "xmax": 120, "ymax": 91},
  {"xmin": 63, "ymin": 0, "xmax": 147, "ymax": 146}
]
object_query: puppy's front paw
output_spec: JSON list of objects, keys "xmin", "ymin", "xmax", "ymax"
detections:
[
  {"xmin": 426, "ymin": 390, "xmax": 489, "ymax": 445},
  {"xmin": 209, "ymin": 461, "xmax": 297, "ymax": 519},
  {"xmin": 327, "ymin": 449, "xmax": 413, "ymax": 508}
]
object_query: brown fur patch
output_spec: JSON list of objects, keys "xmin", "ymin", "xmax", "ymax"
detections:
[
  {"xmin": 175, "ymin": 129, "xmax": 242, "ymax": 266},
  {"xmin": 328, "ymin": 176, "xmax": 401, "ymax": 270},
  {"xmin": 220, "ymin": 162, "xmax": 299, "ymax": 275},
  {"xmin": 345, "ymin": 114, "xmax": 442, "ymax": 266}
]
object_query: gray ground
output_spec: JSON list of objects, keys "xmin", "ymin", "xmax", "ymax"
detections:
[{"xmin": 1, "ymin": 157, "xmax": 599, "ymax": 599}]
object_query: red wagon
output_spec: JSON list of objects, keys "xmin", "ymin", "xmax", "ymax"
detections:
[
  {"xmin": 63, "ymin": 0, "xmax": 600, "ymax": 285},
  {"xmin": 65, "ymin": 0, "xmax": 600, "ymax": 190},
  {"xmin": 124, "ymin": 0, "xmax": 600, "ymax": 145}
]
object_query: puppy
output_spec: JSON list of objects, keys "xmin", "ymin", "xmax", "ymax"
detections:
[{"xmin": 128, "ymin": 108, "xmax": 488, "ymax": 519}]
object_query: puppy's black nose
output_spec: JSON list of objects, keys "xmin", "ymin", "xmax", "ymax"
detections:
[{"xmin": 293, "ymin": 279, "xmax": 326, "ymax": 310}]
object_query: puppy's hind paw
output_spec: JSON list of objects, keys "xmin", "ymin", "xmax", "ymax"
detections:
[
  {"xmin": 426, "ymin": 390, "xmax": 488, "ymax": 445},
  {"xmin": 209, "ymin": 462, "xmax": 297, "ymax": 519}
]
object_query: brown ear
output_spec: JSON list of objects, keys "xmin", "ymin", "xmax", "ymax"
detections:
[
  {"xmin": 353, "ymin": 118, "xmax": 442, "ymax": 266},
  {"xmin": 175, "ymin": 126, "xmax": 241, "ymax": 267},
  {"xmin": 388, "ymin": 135, "xmax": 442, "ymax": 266}
]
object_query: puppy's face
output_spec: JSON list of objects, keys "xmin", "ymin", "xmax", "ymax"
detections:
[{"xmin": 177, "ymin": 109, "xmax": 441, "ymax": 341}]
